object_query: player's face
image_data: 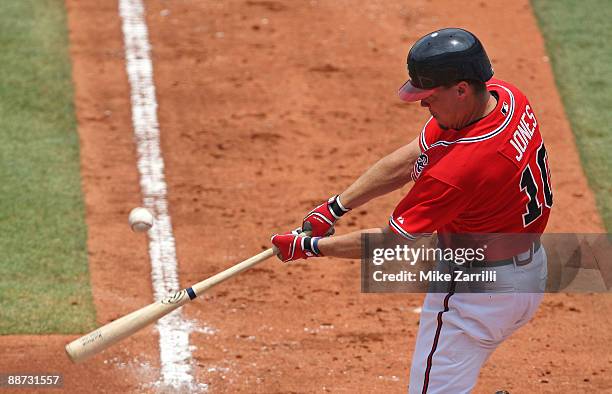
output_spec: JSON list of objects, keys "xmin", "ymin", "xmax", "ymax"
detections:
[{"xmin": 419, "ymin": 83, "xmax": 468, "ymax": 129}]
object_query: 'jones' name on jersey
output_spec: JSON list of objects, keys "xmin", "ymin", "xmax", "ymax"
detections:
[{"xmin": 509, "ymin": 104, "xmax": 538, "ymax": 162}]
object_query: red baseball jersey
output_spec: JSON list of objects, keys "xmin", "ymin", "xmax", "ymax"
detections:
[{"xmin": 389, "ymin": 78, "xmax": 553, "ymax": 258}]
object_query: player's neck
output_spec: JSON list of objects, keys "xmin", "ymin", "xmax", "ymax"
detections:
[{"xmin": 455, "ymin": 92, "xmax": 497, "ymax": 130}]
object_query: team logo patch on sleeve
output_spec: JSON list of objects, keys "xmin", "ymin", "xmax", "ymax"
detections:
[{"xmin": 411, "ymin": 152, "xmax": 429, "ymax": 181}]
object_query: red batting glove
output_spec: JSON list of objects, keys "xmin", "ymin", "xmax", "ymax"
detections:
[
  {"xmin": 271, "ymin": 232, "xmax": 323, "ymax": 263},
  {"xmin": 303, "ymin": 195, "xmax": 351, "ymax": 237}
]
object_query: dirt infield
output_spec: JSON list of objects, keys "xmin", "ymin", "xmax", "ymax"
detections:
[{"xmin": 1, "ymin": 0, "xmax": 610, "ymax": 393}]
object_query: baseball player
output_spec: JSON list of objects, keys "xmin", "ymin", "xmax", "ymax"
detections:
[{"xmin": 272, "ymin": 28, "xmax": 551, "ymax": 393}]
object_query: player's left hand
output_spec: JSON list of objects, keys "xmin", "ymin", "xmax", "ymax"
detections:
[{"xmin": 271, "ymin": 230, "xmax": 323, "ymax": 262}]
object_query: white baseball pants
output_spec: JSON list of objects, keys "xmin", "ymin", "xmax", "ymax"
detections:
[{"xmin": 408, "ymin": 247, "xmax": 547, "ymax": 394}]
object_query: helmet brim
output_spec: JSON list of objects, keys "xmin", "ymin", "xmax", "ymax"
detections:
[{"xmin": 398, "ymin": 80, "xmax": 436, "ymax": 102}]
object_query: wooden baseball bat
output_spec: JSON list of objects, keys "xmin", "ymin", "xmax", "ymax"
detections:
[{"xmin": 65, "ymin": 246, "xmax": 278, "ymax": 363}]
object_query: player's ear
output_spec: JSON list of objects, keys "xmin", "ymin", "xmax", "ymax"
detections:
[{"xmin": 456, "ymin": 81, "xmax": 469, "ymax": 98}]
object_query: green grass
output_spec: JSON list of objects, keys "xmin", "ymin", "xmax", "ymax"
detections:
[
  {"xmin": 531, "ymin": 0, "xmax": 612, "ymax": 231},
  {"xmin": 0, "ymin": 0, "xmax": 96, "ymax": 333}
]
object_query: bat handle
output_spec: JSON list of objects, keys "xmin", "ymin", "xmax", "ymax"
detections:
[{"xmin": 190, "ymin": 230, "xmax": 310, "ymax": 296}]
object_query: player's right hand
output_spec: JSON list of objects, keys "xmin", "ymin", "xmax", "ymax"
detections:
[{"xmin": 302, "ymin": 195, "xmax": 350, "ymax": 237}]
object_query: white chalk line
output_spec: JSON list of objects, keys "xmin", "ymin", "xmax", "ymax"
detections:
[{"xmin": 118, "ymin": 0, "xmax": 209, "ymax": 391}]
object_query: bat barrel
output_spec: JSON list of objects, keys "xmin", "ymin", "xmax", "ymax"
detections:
[
  {"xmin": 65, "ymin": 294, "xmax": 188, "ymax": 363},
  {"xmin": 65, "ymin": 246, "xmax": 280, "ymax": 362}
]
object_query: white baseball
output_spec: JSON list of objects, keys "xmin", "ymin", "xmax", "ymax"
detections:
[{"xmin": 128, "ymin": 207, "xmax": 154, "ymax": 232}]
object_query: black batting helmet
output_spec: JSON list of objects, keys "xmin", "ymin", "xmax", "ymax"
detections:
[{"xmin": 398, "ymin": 28, "xmax": 494, "ymax": 102}]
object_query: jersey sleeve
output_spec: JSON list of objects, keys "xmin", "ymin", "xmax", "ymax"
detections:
[
  {"xmin": 389, "ymin": 175, "xmax": 470, "ymax": 239},
  {"xmin": 419, "ymin": 117, "xmax": 438, "ymax": 151}
]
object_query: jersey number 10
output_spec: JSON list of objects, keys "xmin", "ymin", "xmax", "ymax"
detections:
[{"xmin": 520, "ymin": 143, "xmax": 553, "ymax": 227}]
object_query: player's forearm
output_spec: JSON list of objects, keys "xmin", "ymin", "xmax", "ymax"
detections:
[
  {"xmin": 339, "ymin": 163, "xmax": 410, "ymax": 209},
  {"xmin": 317, "ymin": 227, "xmax": 385, "ymax": 259},
  {"xmin": 339, "ymin": 140, "xmax": 421, "ymax": 209}
]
